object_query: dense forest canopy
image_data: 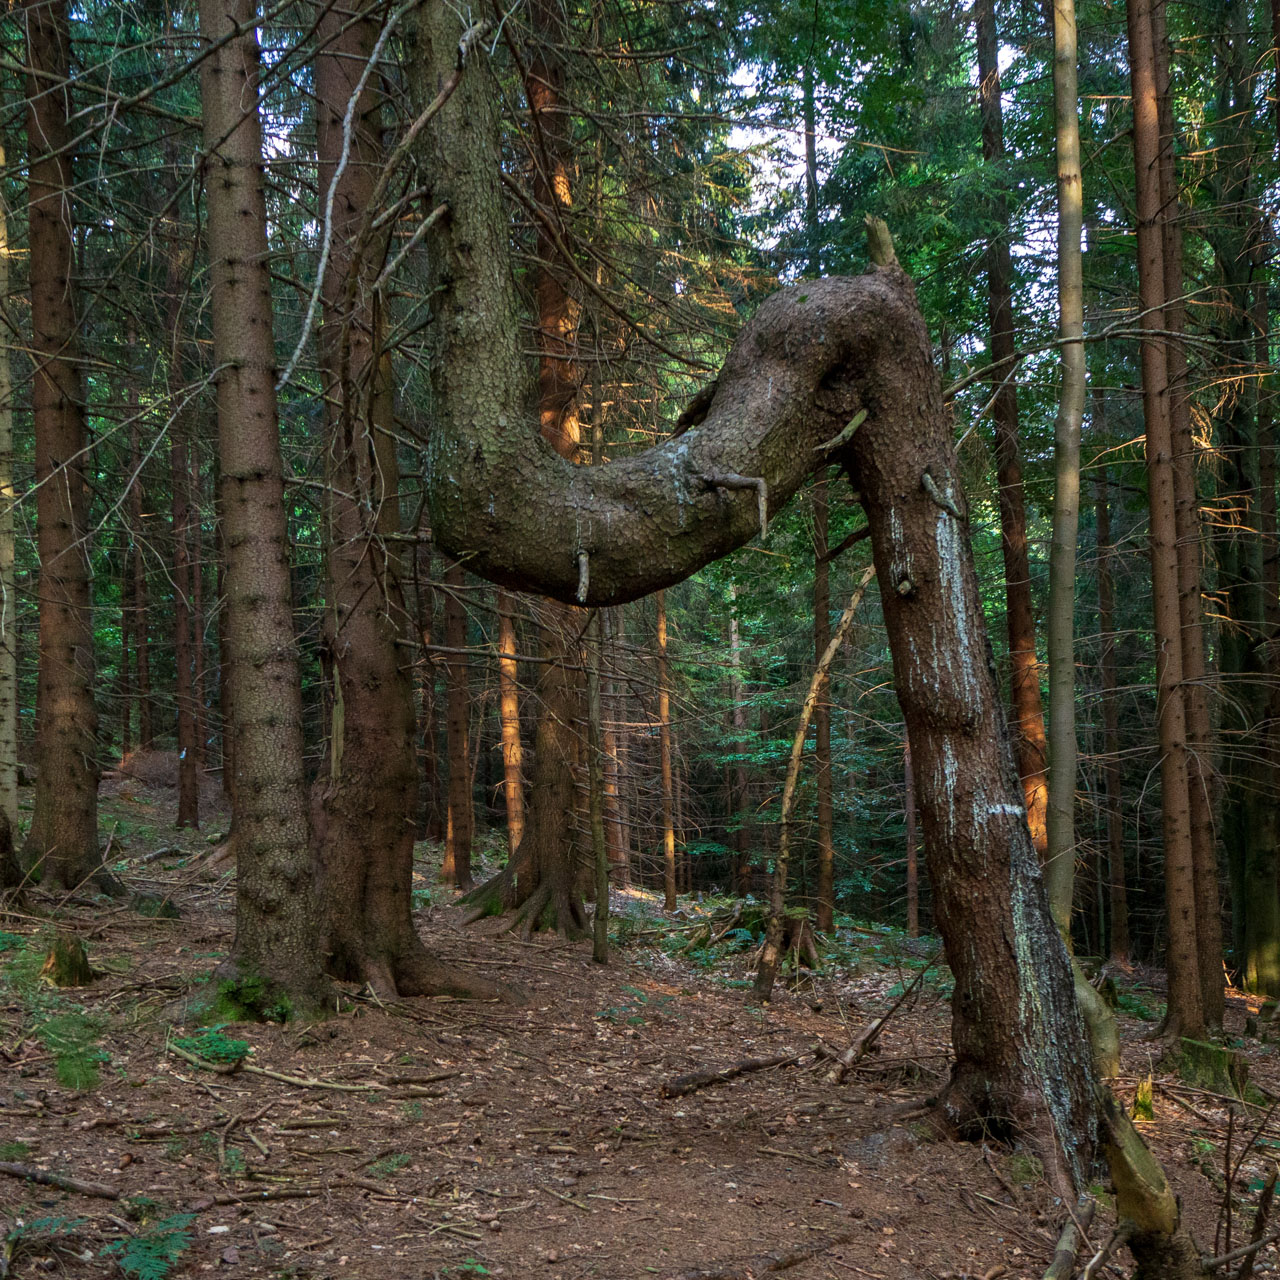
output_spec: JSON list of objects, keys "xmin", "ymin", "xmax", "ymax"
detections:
[{"xmin": 2, "ymin": 0, "xmax": 1280, "ymax": 1272}]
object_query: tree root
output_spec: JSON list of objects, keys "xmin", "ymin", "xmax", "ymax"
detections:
[
  {"xmin": 459, "ymin": 858, "xmax": 526, "ymax": 924},
  {"xmin": 506, "ymin": 878, "xmax": 588, "ymax": 942}
]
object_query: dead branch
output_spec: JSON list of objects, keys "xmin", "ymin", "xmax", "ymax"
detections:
[
  {"xmin": 0, "ymin": 1160, "xmax": 118, "ymax": 1199},
  {"xmin": 672, "ymin": 1229, "xmax": 855, "ymax": 1279},
  {"xmin": 824, "ymin": 955, "xmax": 937, "ymax": 1084},
  {"xmin": 659, "ymin": 1050, "xmax": 805, "ymax": 1099},
  {"xmin": 1044, "ymin": 1195, "xmax": 1097, "ymax": 1280}
]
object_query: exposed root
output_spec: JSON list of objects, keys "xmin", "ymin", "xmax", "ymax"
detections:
[
  {"xmin": 460, "ymin": 858, "xmax": 526, "ymax": 924},
  {"xmin": 507, "ymin": 878, "xmax": 588, "ymax": 942}
]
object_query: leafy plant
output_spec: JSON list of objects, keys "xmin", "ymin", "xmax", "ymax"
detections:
[
  {"xmin": 0, "ymin": 930, "xmax": 24, "ymax": 952},
  {"xmin": 367, "ymin": 1152, "xmax": 412, "ymax": 1179},
  {"xmin": 36, "ymin": 1011, "xmax": 109, "ymax": 1089},
  {"xmin": 173, "ymin": 1025, "xmax": 250, "ymax": 1064},
  {"xmin": 100, "ymin": 1212, "xmax": 195, "ymax": 1280},
  {"xmin": 596, "ymin": 985, "xmax": 676, "ymax": 1025},
  {"xmin": 0, "ymin": 1139, "xmax": 32, "ymax": 1159}
]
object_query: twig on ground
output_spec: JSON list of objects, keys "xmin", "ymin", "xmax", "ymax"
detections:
[
  {"xmin": 1043, "ymin": 1195, "xmax": 1096, "ymax": 1280},
  {"xmin": 659, "ymin": 1050, "xmax": 805, "ymax": 1098},
  {"xmin": 672, "ymin": 1230, "xmax": 855, "ymax": 1279},
  {"xmin": 0, "ymin": 1160, "xmax": 118, "ymax": 1199},
  {"xmin": 824, "ymin": 957, "xmax": 936, "ymax": 1084}
]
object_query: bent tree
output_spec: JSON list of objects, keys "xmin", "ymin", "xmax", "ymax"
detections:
[{"xmin": 412, "ymin": 7, "xmax": 1096, "ymax": 1185}]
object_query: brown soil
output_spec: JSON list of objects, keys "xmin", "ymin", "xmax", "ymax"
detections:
[{"xmin": 2, "ymin": 778, "xmax": 1279, "ymax": 1279}]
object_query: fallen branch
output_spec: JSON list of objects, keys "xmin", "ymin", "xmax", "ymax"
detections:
[
  {"xmin": 0, "ymin": 1160, "xmax": 118, "ymax": 1199},
  {"xmin": 1203, "ymin": 1225, "xmax": 1280, "ymax": 1273},
  {"xmin": 1238, "ymin": 1164, "xmax": 1279, "ymax": 1280},
  {"xmin": 1044, "ymin": 1196, "xmax": 1096, "ymax": 1280},
  {"xmin": 673, "ymin": 1230, "xmax": 855, "ymax": 1279},
  {"xmin": 824, "ymin": 955, "xmax": 936, "ymax": 1084},
  {"xmin": 659, "ymin": 1051, "xmax": 805, "ymax": 1098},
  {"xmin": 167, "ymin": 1041, "xmax": 388, "ymax": 1092}
]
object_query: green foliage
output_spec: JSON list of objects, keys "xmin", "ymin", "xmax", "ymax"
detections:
[
  {"xmin": 1116, "ymin": 991, "xmax": 1161, "ymax": 1022},
  {"xmin": 0, "ymin": 929, "xmax": 24, "ymax": 952},
  {"xmin": 36, "ymin": 1011, "xmax": 110, "ymax": 1090},
  {"xmin": 204, "ymin": 975, "xmax": 292, "ymax": 1024},
  {"xmin": 596, "ymin": 985, "xmax": 677, "ymax": 1025},
  {"xmin": 0, "ymin": 1139, "xmax": 32, "ymax": 1159},
  {"xmin": 173, "ymin": 1025, "xmax": 250, "ymax": 1064},
  {"xmin": 367, "ymin": 1152, "xmax": 412, "ymax": 1179},
  {"xmin": 100, "ymin": 1213, "xmax": 195, "ymax": 1280}
]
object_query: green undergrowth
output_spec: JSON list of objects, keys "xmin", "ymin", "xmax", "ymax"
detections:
[
  {"xmin": 199, "ymin": 973, "xmax": 293, "ymax": 1024},
  {"xmin": 172, "ymin": 1024, "xmax": 250, "ymax": 1064},
  {"xmin": 0, "ymin": 930, "xmax": 111, "ymax": 1089}
]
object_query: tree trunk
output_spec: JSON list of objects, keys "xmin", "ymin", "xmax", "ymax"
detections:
[
  {"xmin": 200, "ymin": 0, "xmax": 324, "ymax": 1011},
  {"xmin": 905, "ymin": 737, "xmax": 919, "ymax": 937},
  {"xmin": 497, "ymin": 590, "xmax": 526, "ymax": 856},
  {"xmin": 975, "ymin": 0, "xmax": 1049, "ymax": 858},
  {"xmin": 442, "ymin": 559, "xmax": 474, "ymax": 888},
  {"xmin": 415, "ymin": 14, "xmax": 1099, "ymax": 1171},
  {"xmin": 728, "ymin": 587, "xmax": 753, "ymax": 896},
  {"xmin": 309, "ymin": 2, "xmax": 492, "ymax": 999},
  {"xmin": 0, "ymin": 140, "xmax": 17, "ymax": 838},
  {"xmin": 22, "ymin": 0, "xmax": 108, "ymax": 890},
  {"xmin": 658, "ymin": 590, "xmax": 677, "ymax": 910},
  {"xmin": 1095, "ymin": 464, "xmax": 1130, "ymax": 965},
  {"xmin": 813, "ymin": 477, "xmax": 836, "ymax": 932},
  {"xmin": 1044, "ymin": 0, "xmax": 1086, "ymax": 937},
  {"xmin": 129, "ymin": 418, "xmax": 153, "ymax": 751},
  {"xmin": 1127, "ymin": 0, "xmax": 1204, "ymax": 1037},
  {"xmin": 413, "ymin": 540, "xmax": 445, "ymax": 841},
  {"xmin": 1151, "ymin": 0, "xmax": 1222, "ymax": 1028},
  {"xmin": 602, "ymin": 609, "xmax": 627, "ymax": 884},
  {"xmin": 166, "ymin": 253, "xmax": 199, "ymax": 829}
]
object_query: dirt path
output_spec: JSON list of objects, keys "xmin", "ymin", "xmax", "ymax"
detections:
[{"xmin": 2, "ymin": 781, "xmax": 1277, "ymax": 1279}]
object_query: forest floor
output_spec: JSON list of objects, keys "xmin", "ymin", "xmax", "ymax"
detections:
[{"xmin": 3, "ymin": 764, "xmax": 1280, "ymax": 1280}]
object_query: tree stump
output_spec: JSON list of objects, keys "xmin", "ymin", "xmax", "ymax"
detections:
[{"xmin": 40, "ymin": 933, "xmax": 93, "ymax": 987}]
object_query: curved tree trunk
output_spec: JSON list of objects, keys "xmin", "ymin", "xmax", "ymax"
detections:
[{"xmin": 22, "ymin": 0, "xmax": 108, "ymax": 891}]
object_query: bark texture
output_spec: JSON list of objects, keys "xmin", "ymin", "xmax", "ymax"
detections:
[
  {"xmin": 23, "ymin": 0, "xmax": 106, "ymax": 889},
  {"xmin": 0, "ymin": 144, "xmax": 17, "ymax": 839},
  {"xmin": 975, "ymin": 0, "xmax": 1049, "ymax": 858},
  {"xmin": 414, "ymin": 13, "xmax": 1098, "ymax": 1175},
  {"xmin": 200, "ymin": 0, "xmax": 323, "ymax": 1009},
  {"xmin": 1127, "ymin": 0, "xmax": 1204, "ymax": 1037}
]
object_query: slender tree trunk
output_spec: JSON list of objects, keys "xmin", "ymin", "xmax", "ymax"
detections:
[
  {"xmin": 658, "ymin": 590, "xmax": 677, "ymax": 910},
  {"xmin": 1151, "ymin": 0, "xmax": 1222, "ymax": 1027},
  {"xmin": 171, "ymin": 406, "xmax": 199, "ymax": 828},
  {"xmin": 0, "ymin": 142, "xmax": 17, "ymax": 838},
  {"xmin": 414, "ymin": 540, "xmax": 444, "ymax": 841},
  {"xmin": 602, "ymin": 608, "xmax": 627, "ymax": 883},
  {"xmin": 22, "ymin": 0, "xmax": 108, "ymax": 890},
  {"xmin": 1095, "ymin": 464, "xmax": 1130, "ymax": 965},
  {"xmin": 905, "ymin": 737, "xmax": 919, "ymax": 937},
  {"xmin": 120, "ymin": 546, "xmax": 132, "ymax": 760},
  {"xmin": 497, "ymin": 590, "xmax": 525, "ymax": 856},
  {"xmin": 588, "ymin": 608, "xmax": 609, "ymax": 963},
  {"xmin": 813, "ymin": 479, "xmax": 835, "ymax": 930},
  {"xmin": 442, "ymin": 560, "xmax": 474, "ymax": 888},
  {"xmin": 310, "ymin": 2, "xmax": 489, "ymax": 997},
  {"xmin": 728, "ymin": 586, "xmax": 753, "ymax": 895},
  {"xmin": 129, "ymin": 419, "xmax": 153, "ymax": 751},
  {"xmin": 1127, "ymin": 0, "xmax": 1204, "ymax": 1037},
  {"xmin": 975, "ymin": 0, "xmax": 1050, "ymax": 857},
  {"xmin": 1044, "ymin": 0, "xmax": 1086, "ymax": 936},
  {"xmin": 200, "ymin": 0, "xmax": 323, "ymax": 1009},
  {"xmin": 191, "ymin": 441, "xmax": 208, "ymax": 770}
]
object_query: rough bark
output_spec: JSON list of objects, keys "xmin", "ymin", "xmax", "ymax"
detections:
[
  {"xmin": 0, "ymin": 141, "xmax": 16, "ymax": 839},
  {"xmin": 415, "ymin": 15, "xmax": 1099, "ymax": 1174},
  {"xmin": 413, "ymin": 540, "xmax": 445, "ymax": 841},
  {"xmin": 1044, "ymin": 0, "xmax": 1086, "ymax": 936},
  {"xmin": 1127, "ymin": 0, "xmax": 1204, "ymax": 1037},
  {"xmin": 496, "ymin": 590, "xmax": 526, "ymax": 856},
  {"xmin": 602, "ymin": 609, "xmax": 627, "ymax": 884},
  {"xmin": 200, "ymin": 0, "xmax": 324, "ymax": 1010},
  {"xmin": 310, "ymin": 3, "xmax": 495, "ymax": 1000},
  {"xmin": 975, "ymin": 0, "xmax": 1049, "ymax": 858},
  {"xmin": 1151, "ymin": 0, "xmax": 1222, "ymax": 1028},
  {"xmin": 22, "ymin": 0, "xmax": 108, "ymax": 890}
]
